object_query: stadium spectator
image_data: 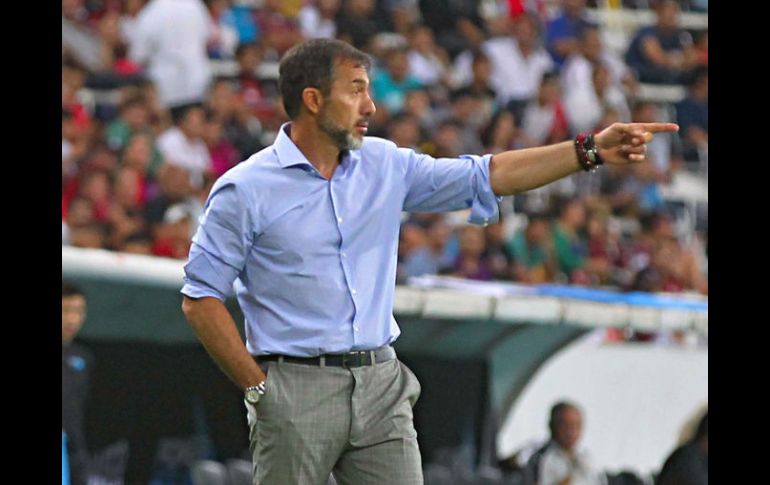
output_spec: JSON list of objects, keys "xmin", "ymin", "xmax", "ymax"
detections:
[
  {"xmin": 450, "ymin": 50, "xmax": 498, "ymax": 124},
  {"xmin": 508, "ymin": 214, "xmax": 556, "ymax": 283},
  {"xmin": 70, "ymin": 223, "xmax": 109, "ymax": 249},
  {"xmin": 386, "ymin": 112, "xmax": 423, "ymax": 149},
  {"xmin": 407, "ymin": 24, "xmax": 451, "ymax": 87},
  {"xmin": 63, "ymin": 108, "xmax": 90, "ymax": 182},
  {"xmin": 482, "ymin": 109, "xmax": 520, "ymax": 154},
  {"xmin": 624, "ymin": 0, "xmax": 696, "ymax": 84},
  {"xmin": 118, "ymin": 231, "xmax": 154, "ymax": 254},
  {"xmin": 483, "ymin": 220, "xmax": 515, "ymax": 280},
  {"xmin": 520, "ymin": 72, "xmax": 570, "ymax": 147},
  {"xmin": 205, "ymin": 0, "xmax": 239, "ymax": 60},
  {"xmin": 157, "ymin": 103, "xmax": 213, "ymax": 190},
  {"xmin": 253, "ymin": 0, "xmax": 303, "ymax": 59},
  {"xmin": 675, "ymin": 66, "xmax": 707, "ymax": 168},
  {"xmin": 426, "ymin": 216, "xmax": 458, "ymax": 273},
  {"xmin": 483, "ymin": 14, "xmax": 554, "ymax": 122},
  {"xmin": 335, "ymin": 0, "xmax": 392, "ymax": 50},
  {"xmin": 442, "ymin": 90, "xmax": 486, "ymax": 154},
  {"xmin": 397, "ymin": 222, "xmax": 438, "ymax": 281},
  {"xmin": 129, "ymin": 0, "xmax": 212, "ymax": 108},
  {"xmin": 452, "ymin": 225, "xmax": 494, "ymax": 281},
  {"xmin": 298, "ymin": 0, "xmax": 341, "ymax": 40},
  {"xmin": 206, "ymin": 77, "xmax": 266, "ymax": 159},
  {"xmin": 585, "ymin": 210, "xmax": 629, "ymax": 286},
  {"xmin": 418, "ymin": 0, "xmax": 486, "ymax": 59},
  {"xmin": 120, "ymin": 131, "xmax": 159, "ymax": 182},
  {"xmin": 561, "ymin": 25, "xmax": 636, "ymax": 104},
  {"xmin": 403, "ymin": 88, "xmax": 438, "ymax": 133},
  {"xmin": 565, "ymin": 63, "xmax": 631, "ymax": 135},
  {"xmin": 62, "ymin": 0, "xmax": 110, "ymax": 73},
  {"xmin": 63, "ymin": 282, "xmax": 94, "ymax": 485},
  {"xmin": 118, "ymin": 0, "xmax": 145, "ymax": 47},
  {"xmin": 143, "ymin": 163, "xmax": 200, "ymax": 245},
  {"xmin": 545, "ymin": 0, "xmax": 596, "ymax": 68},
  {"xmin": 104, "ymin": 93, "xmax": 158, "ymax": 162},
  {"xmin": 421, "ymin": 120, "xmax": 464, "ymax": 158},
  {"xmin": 63, "ymin": 197, "xmax": 96, "ymax": 246},
  {"xmin": 231, "ymin": 42, "xmax": 281, "ymax": 127},
  {"xmin": 152, "ymin": 203, "xmax": 195, "ymax": 258},
  {"xmin": 371, "ymin": 45, "xmax": 424, "ymax": 118},
  {"xmin": 552, "ymin": 197, "xmax": 589, "ymax": 283},
  {"xmin": 204, "ymin": 110, "xmax": 241, "ymax": 178}
]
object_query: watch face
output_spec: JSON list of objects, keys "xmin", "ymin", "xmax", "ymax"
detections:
[{"xmin": 245, "ymin": 389, "xmax": 261, "ymax": 404}]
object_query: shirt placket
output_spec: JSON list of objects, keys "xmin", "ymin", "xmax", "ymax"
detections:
[{"xmin": 328, "ymin": 167, "xmax": 361, "ymax": 342}]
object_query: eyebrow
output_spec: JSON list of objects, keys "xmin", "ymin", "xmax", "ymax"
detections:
[{"xmin": 352, "ymin": 79, "xmax": 369, "ymax": 87}]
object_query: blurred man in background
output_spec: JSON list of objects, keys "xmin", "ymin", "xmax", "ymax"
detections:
[
  {"xmin": 62, "ymin": 282, "xmax": 94, "ymax": 485},
  {"xmin": 526, "ymin": 401, "xmax": 607, "ymax": 485}
]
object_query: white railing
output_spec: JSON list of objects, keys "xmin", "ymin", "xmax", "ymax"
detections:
[{"xmin": 62, "ymin": 246, "xmax": 707, "ymax": 334}]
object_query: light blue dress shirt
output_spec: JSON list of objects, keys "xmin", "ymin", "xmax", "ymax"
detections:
[{"xmin": 181, "ymin": 123, "xmax": 501, "ymax": 357}]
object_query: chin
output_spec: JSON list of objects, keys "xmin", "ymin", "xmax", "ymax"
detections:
[{"xmin": 347, "ymin": 133, "xmax": 363, "ymax": 150}]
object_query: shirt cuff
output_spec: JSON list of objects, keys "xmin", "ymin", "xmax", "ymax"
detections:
[
  {"xmin": 466, "ymin": 154, "xmax": 503, "ymax": 226},
  {"xmin": 180, "ymin": 248, "xmax": 238, "ymax": 301}
]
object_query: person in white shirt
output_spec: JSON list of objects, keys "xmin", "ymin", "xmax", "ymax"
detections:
[
  {"xmin": 481, "ymin": 15, "xmax": 554, "ymax": 111},
  {"xmin": 407, "ymin": 24, "xmax": 451, "ymax": 86},
  {"xmin": 129, "ymin": 0, "xmax": 212, "ymax": 108},
  {"xmin": 530, "ymin": 401, "xmax": 607, "ymax": 485},
  {"xmin": 561, "ymin": 26, "xmax": 634, "ymax": 102},
  {"xmin": 565, "ymin": 63, "xmax": 630, "ymax": 135},
  {"xmin": 157, "ymin": 103, "xmax": 212, "ymax": 190},
  {"xmin": 298, "ymin": 0, "xmax": 341, "ymax": 40}
]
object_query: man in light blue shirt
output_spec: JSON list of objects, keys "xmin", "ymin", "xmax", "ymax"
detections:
[{"xmin": 181, "ymin": 38, "xmax": 677, "ymax": 484}]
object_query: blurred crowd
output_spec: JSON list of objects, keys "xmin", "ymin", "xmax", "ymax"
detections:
[{"xmin": 61, "ymin": 0, "xmax": 708, "ymax": 295}]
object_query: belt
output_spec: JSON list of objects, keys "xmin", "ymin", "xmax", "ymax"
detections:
[{"xmin": 257, "ymin": 345, "xmax": 396, "ymax": 368}]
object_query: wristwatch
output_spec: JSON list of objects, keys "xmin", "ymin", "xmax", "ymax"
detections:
[{"xmin": 244, "ymin": 381, "xmax": 267, "ymax": 405}]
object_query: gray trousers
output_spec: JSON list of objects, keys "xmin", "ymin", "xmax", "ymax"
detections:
[{"xmin": 245, "ymin": 357, "xmax": 423, "ymax": 485}]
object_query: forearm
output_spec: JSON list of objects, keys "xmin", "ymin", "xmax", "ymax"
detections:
[
  {"xmin": 489, "ymin": 141, "xmax": 580, "ymax": 196},
  {"xmin": 182, "ymin": 296, "xmax": 266, "ymax": 390}
]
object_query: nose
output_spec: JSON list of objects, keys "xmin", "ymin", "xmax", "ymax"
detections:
[{"xmin": 362, "ymin": 91, "xmax": 376, "ymax": 118}]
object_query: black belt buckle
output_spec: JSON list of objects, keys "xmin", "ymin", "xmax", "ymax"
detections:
[{"xmin": 341, "ymin": 351, "xmax": 368, "ymax": 368}]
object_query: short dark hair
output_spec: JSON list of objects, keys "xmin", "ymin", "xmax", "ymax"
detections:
[
  {"xmin": 63, "ymin": 282, "xmax": 85, "ymax": 298},
  {"xmin": 279, "ymin": 39, "xmax": 372, "ymax": 120},
  {"xmin": 549, "ymin": 400, "xmax": 579, "ymax": 435}
]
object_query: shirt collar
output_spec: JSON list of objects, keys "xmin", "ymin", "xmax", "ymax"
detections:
[
  {"xmin": 273, "ymin": 122, "xmax": 360, "ymax": 172},
  {"xmin": 274, "ymin": 123, "xmax": 314, "ymax": 169}
]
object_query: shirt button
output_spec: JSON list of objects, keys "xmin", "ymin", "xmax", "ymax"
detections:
[
  {"xmin": 341, "ymin": 252, "xmax": 347, "ymax": 258},
  {"xmin": 337, "ymin": 217, "xmax": 343, "ymax": 223},
  {"xmin": 351, "ymin": 289, "xmax": 357, "ymax": 295},
  {"xmin": 354, "ymin": 326, "xmax": 360, "ymax": 332}
]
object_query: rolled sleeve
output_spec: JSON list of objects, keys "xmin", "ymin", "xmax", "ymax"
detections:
[
  {"xmin": 401, "ymin": 148, "xmax": 502, "ymax": 226},
  {"xmin": 180, "ymin": 180, "xmax": 254, "ymax": 301}
]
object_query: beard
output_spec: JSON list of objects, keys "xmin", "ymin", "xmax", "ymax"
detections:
[{"xmin": 318, "ymin": 108, "xmax": 363, "ymax": 150}]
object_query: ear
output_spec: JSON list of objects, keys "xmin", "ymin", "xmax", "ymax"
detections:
[{"xmin": 301, "ymin": 87, "xmax": 324, "ymax": 116}]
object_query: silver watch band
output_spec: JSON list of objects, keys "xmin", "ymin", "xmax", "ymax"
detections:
[{"xmin": 245, "ymin": 381, "xmax": 266, "ymax": 395}]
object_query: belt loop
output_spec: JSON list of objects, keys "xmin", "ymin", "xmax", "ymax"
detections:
[
  {"xmin": 320, "ymin": 356, "xmax": 326, "ymax": 367},
  {"xmin": 369, "ymin": 350, "xmax": 375, "ymax": 366},
  {"xmin": 278, "ymin": 356, "xmax": 285, "ymax": 365}
]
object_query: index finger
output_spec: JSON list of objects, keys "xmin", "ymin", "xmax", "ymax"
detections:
[{"xmin": 631, "ymin": 123, "xmax": 680, "ymax": 134}]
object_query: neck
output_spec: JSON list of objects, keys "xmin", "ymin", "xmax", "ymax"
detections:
[{"xmin": 289, "ymin": 120, "xmax": 341, "ymax": 179}]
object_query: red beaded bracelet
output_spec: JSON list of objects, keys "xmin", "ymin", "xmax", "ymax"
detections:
[{"xmin": 574, "ymin": 133, "xmax": 604, "ymax": 172}]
